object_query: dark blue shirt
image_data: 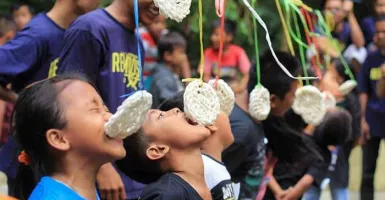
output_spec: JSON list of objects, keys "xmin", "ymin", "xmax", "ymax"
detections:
[
  {"xmin": 358, "ymin": 49, "xmax": 385, "ymax": 138},
  {"xmin": 29, "ymin": 176, "xmax": 100, "ymax": 200},
  {"xmin": 0, "ymin": 13, "xmax": 64, "ymax": 92},
  {"xmin": 361, "ymin": 16, "xmax": 375, "ymax": 47},
  {"xmin": 57, "ymin": 8, "xmax": 145, "ymax": 198}
]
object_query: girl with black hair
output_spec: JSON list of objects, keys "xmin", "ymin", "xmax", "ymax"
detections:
[{"xmin": 12, "ymin": 73, "xmax": 126, "ymax": 200}]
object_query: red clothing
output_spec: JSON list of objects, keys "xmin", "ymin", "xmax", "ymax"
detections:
[{"xmin": 203, "ymin": 44, "xmax": 251, "ymax": 82}]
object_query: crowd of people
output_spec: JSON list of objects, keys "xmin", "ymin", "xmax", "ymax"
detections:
[{"xmin": 0, "ymin": 0, "xmax": 384, "ymax": 199}]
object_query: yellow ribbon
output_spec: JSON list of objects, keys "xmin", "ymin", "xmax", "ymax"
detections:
[{"xmin": 276, "ymin": 0, "xmax": 295, "ymax": 56}]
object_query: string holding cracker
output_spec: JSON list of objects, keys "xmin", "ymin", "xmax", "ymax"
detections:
[
  {"xmin": 242, "ymin": 0, "xmax": 317, "ymax": 80},
  {"xmin": 248, "ymin": 0, "xmax": 270, "ymax": 121},
  {"xmin": 183, "ymin": 0, "xmax": 221, "ymax": 125},
  {"xmin": 106, "ymin": 0, "xmax": 152, "ymax": 139}
]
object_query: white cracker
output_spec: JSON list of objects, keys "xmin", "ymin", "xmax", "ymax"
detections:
[
  {"xmin": 322, "ymin": 91, "xmax": 337, "ymax": 110},
  {"xmin": 292, "ymin": 85, "xmax": 326, "ymax": 125},
  {"xmin": 105, "ymin": 91, "xmax": 152, "ymax": 139},
  {"xmin": 339, "ymin": 80, "xmax": 357, "ymax": 96},
  {"xmin": 249, "ymin": 85, "xmax": 271, "ymax": 121},
  {"xmin": 153, "ymin": 0, "xmax": 192, "ymax": 22},
  {"xmin": 184, "ymin": 80, "xmax": 220, "ymax": 126},
  {"xmin": 208, "ymin": 79, "xmax": 235, "ymax": 116}
]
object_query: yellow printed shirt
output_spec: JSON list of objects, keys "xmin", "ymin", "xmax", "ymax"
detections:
[{"xmin": 56, "ymin": 9, "xmax": 143, "ymax": 114}]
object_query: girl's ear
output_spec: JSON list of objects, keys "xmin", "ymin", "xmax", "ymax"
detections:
[
  {"xmin": 46, "ymin": 129, "xmax": 70, "ymax": 151},
  {"xmin": 146, "ymin": 144, "xmax": 170, "ymax": 161}
]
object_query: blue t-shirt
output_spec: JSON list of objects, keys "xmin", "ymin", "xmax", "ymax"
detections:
[
  {"xmin": 0, "ymin": 13, "xmax": 64, "ymax": 92},
  {"xmin": 57, "ymin": 8, "xmax": 144, "ymax": 113},
  {"xmin": 358, "ymin": 49, "xmax": 385, "ymax": 138},
  {"xmin": 29, "ymin": 176, "xmax": 100, "ymax": 200},
  {"xmin": 56, "ymin": 8, "xmax": 145, "ymax": 198},
  {"xmin": 361, "ymin": 16, "xmax": 375, "ymax": 48}
]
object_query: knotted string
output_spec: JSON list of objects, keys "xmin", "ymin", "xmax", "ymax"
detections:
[{"xmin": 216, "ymin": 0, "xmax": 225, "ymax": 17}]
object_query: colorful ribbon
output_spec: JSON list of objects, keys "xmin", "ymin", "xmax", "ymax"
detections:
[{"xmin": 242, "ymin": 0, "xmax": 316, "ymax": 80}]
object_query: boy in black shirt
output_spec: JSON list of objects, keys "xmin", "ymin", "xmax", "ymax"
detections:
[
  {"xmin": 116, "ymin": 108, "xmax": 213, "ymax": 200},
  {"xmin": 159, "ymin": 91, "xmax": 236, "ymax": 200}
]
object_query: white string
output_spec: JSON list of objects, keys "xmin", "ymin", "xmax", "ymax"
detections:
[{"xmin": 242, "ymin": 0, "xmax": 317, "ymax": 80}]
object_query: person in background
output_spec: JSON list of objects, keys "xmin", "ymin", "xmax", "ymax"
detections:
[
  {"xmin": 201, "ymin": 19, "xmax": 251, "ymax": 111},
  {"xmin": 150, "ymin": 32, "xmax": 187, "ymax": 108},
  {"xmin": 0, "ymin": 15, "xmax": 16, "ymax": 148},
  {"xmin": 358, "ymin": 14, "xmax": 385, "ymax": 200},
  {"xmin": 56, "ymin": 0, "xmax": 163, "ymax": 199},
  {"xmin": 377, "ymin": 65, "xmax": 385, "ymax": 97},
  {"xmin": 361, "ymin": 0, "xmax": 385, "ymax": 52},
  {"xmin": 0, "ymin": 0, "xmax": 99, "ymax": 197},
  {"xmin": 9, "ymin": 2, "xmax": 34, "ymax": 31},
  {"xmin": 321, "ymin": 0, "xmax": 365, "ymax": 50},
  {"xmin": 140, "ymin": 15, "xmax": 191, "ymax": 90}
]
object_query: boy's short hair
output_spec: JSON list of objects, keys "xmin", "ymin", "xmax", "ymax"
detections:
[
  {"xmin": 212, "ymin": 19, "xmax": 236, "ymax": 36},
  {"xmin": 247, "ymin": 51, "xmax": 301, "ymax": 99},
  {"xmin": 158, "ymin": 91, "xmax": 184, "ymax": 111},
  {"xmin": 333, "ymin": 59, "xmax": 355, "ymax": 82},
  {"xmin": 158, "ymin": 31, "xmax": 186, "ymax": 62},
  {"xmin": 0, "ymin": 14, "xmax": 16, "ymax": 37},
  {"xmin": 116, "ymin": 129, "xmax": 163, "ymax": 184},
  {"xmin": 9, "ymin": 2, "xmax": 34, "ymax": 15},
  {"xmin": 314, "ymin": 108, "xmax": 352, "ymax": 145}
]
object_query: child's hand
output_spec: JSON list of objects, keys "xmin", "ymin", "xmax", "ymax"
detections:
[
  {"xmin": 343, "ymin": 0, "xmax": 354, "ymax": 14},
  {"xmin": 275, "ymin": 187, "xmax": 293, "ymax": 200},
  {"xmin": 97, "ymin": 163, "xmax": 127, "ymax": 200}
]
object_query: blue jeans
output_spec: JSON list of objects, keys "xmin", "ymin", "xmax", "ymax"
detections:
[{"xmin": 302, "ymin": 184, "xmax": 349, "ymax": 200}]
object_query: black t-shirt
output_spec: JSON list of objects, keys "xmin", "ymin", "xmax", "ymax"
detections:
[
  {"xmin": 262, "ymin": 115, "xmax": 330, "ymax": 200},
  {"xmin": 140, "ymin": 173, "xmax": 203, "ymax": 200},
  {"xmin": 222, "ymin": 104, "xmax": 265, "ymax": 199}
]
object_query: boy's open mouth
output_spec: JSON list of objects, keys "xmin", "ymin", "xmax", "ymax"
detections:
[{"xmin": 186, "ymin": 116, "xmax": 198, "ymax": 126}]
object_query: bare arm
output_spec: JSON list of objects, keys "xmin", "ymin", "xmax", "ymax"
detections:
[
  {"xmin": 283, "ymin": 174, "xmax": 314, "ymax": 200},
  {"xmin": 0, "ymin": 101, "xmax": 6, "ymax": 140},
  {"xmin": 347, "ymin": 12, "xmax": 365, "ymax": 48},
  {"xmin": 0, "ymin": 86, "xmax": 17, "ymax": 103},
  {"xmin": 377, "ymin": 78, "xmax": 385, "ymax": 98},
  {"xmin": 268, "ymin": 176, "xmax": 284, "ymax": 197}
]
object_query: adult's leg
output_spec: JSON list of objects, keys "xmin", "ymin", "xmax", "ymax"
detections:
[
  {"xmin": 302, "ymin": 185, "xmax": 321, "ymax": 200},
  {"xmin": 360, "ymin": 137, "xmax": 381, "ymax": 200}
]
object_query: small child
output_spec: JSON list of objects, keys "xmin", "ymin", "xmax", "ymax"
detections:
[
  {"xmin": 12, "ymin": 73, "xmax": 126, "ymax": 200},
  {"xmin": 139, "ymin": 14, "xmax": 168, "ymax": 89},
  {"xmin": 116, "ymin": 107, "xmax": 214, "ymax": 200},
  {"xmin": 149, "ymin": 32, "xmax": 187, "ymax": 108},
  {"xmin": 9, "ymin": 2, "xmax": 34, "ymax": 31},
  {"xmin": 201, "ymin": 19, "xmax": 251, "ymax": 110},
  {"xmin": 0, "ymin": 15, "xmax": 16, "ymax": 45},
  {"xmin": 159, "ymin": 91, "xmax": 236, "ymax": 200}
]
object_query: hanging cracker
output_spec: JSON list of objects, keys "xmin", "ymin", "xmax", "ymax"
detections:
[
  {"xmin": 292, "ymin": 85, "xmax": 326, "ymax": 125},
  {"xmin": 153, "ymin": 0, "xmax": 191, "ymax": 22},
  {"xmin": 249, "ymin": 85, "xmax": 271, "ymax": 121},
  {"xmin": 322, "ymin": 91, "xmax": 336, "ymax": 110},
  {"xmin": 338, "ymin": 80, "xmax": 357, "ymax": 96},
  {"xmin": 105, "ymin": 91, "xmax": 152, "ymax": 139},
  {"xmin": 184, "ymin": 80, "xmax": 220, "ymax": 126},
  {"xmin": 208, "ymin": 79, "xmax": 235, "ymax": 116}
]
